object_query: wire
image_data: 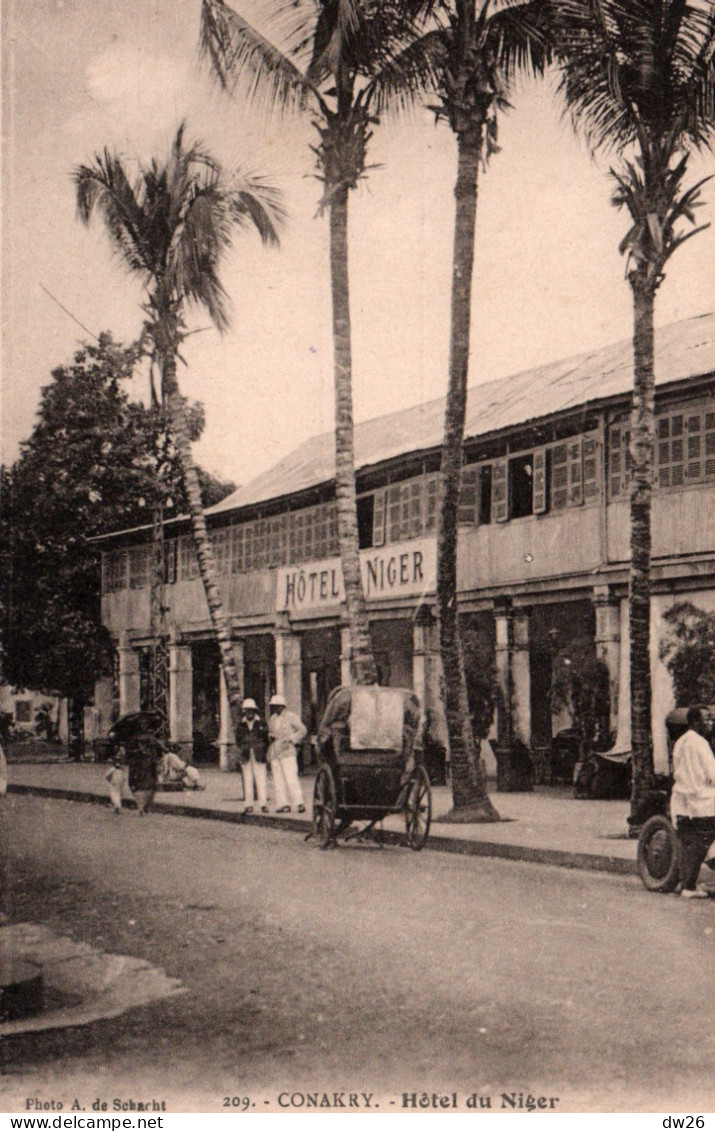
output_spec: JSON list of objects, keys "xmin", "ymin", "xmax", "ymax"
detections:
[{"xmin": 38, "ymin": 283, "xmax": 99, "ymax": 341}]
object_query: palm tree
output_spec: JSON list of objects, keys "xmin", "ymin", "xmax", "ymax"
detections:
[
  {"xmin": 549, "ymin": 0, "xmax": 715, "ymax": 829},
  {"xmin": 74, "ymin": 124, "xmax": 283, "ymax": 743},
  {"xmin": 201, "ymin": 0, "xmax": 428, "ymax": 686},
  {"xmin": 379, "ymin": 0, "xmax": 551, "ymax": 819}
]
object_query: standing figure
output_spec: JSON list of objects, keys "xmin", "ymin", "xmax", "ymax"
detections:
[
  {"xmin": 125, "ymin": 731, "xmax": 162, "ymax": 816},
  {"xmin": 671, "ymin": 707, "xmax": 715, "ymax": 899},
  {"xmin": 237, "ymin": 698, "xmax": 269, "ymax": 815},
  {"xmin": 105, "ymin": 756, "xmax": 126, "ymax": 814},
  {"xmin": 267, "ymin": 694, "xmax": 307, "ymax": 814}
]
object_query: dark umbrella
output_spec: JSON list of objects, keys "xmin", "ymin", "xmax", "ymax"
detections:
[{"xmin": 107, "ymin": 711, "xmax": 162, "ymax": 745}]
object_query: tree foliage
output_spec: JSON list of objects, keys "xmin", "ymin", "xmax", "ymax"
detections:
[
  {"xmin": 0, "ymin": 333, "xmax": 234, "ymax": 705},
  {"xmin": 660, "ymin": 601, "xmax": 715, "ymax": 707}
]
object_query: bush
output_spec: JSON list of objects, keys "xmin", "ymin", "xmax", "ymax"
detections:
[{"xmin": 660, "ymin": 602, "xmax": 715, "ymax": 706}]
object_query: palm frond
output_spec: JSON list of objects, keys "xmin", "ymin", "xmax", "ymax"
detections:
[
  {"xmin": 373, "ymin": 28, "xmax": 449, "ymax": 115},
  {"xmin": 552, "ymin": 0, "xmax": 715, "ymax": 154},
  {"xmin": 73, "ymin": 153, "xmax": 154, "ymax": 277},
  {"xmin": 483, "ymin": 0, "xmax": 554, "ymax": 85},
  {"xmin": 200, "ymin": 0, "xmax": 323, "ymax": 116},
  {"xmin": 76, "ymin": 124, "xmax": 284, "ymax": 339}
]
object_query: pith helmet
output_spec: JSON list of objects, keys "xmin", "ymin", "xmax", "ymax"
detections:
[
  {"xmin": 241, "ymin": 698, "xmax": 258, "ymax": 712},
  {"xmin": 269, "ymin": 694, "xmax": 287, "ymax": 708}
]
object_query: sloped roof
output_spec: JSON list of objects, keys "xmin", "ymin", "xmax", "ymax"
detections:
[{"xmin": 208, "ymin": 312, "xmax": 715, "ymax": 516}]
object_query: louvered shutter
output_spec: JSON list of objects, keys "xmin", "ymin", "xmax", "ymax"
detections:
[
  {"xmin": 567, "ymin": 437, "xmax": 583, "ymax": 505},
  {"xmin": 706, "ymin": 409, "xmax": 715, "ymax": 479},
  {"xmin": 686, "ymin": 412, "xmax": 704, "ymax": 481},
  {"xmin": 532, "ymin": 449, "xmax": 547, "ymax": 514},
  {"xmin": 669, "ymin": 414, "xmax": 685, "ymax": 486},
  {"xmin": 458, "ymin": 466, "xmax": 479, "ymax": 525},
  {"xmin": 492, "ymin": 458, "xmax": 508, "ymax": 523},
  {"xmin": 583, "ymin": 436, "xmax": 599, "ymax": 501},
  {"xmin": 372, "ymin": 489, "xmax": 386, "ymax": 547},
  {"xmin": 551, "ymin": 443, "xmax": 569, "ymax": 509}
]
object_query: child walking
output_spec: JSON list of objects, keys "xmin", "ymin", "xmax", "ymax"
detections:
[{"xmin": 105, "ymin": 757, "xmax": 126, "ymax": 814}]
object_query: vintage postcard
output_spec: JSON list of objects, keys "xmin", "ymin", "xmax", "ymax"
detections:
[{"xmin": 2, "ymin": 0, "xmax": 714, "ymax": 1120}]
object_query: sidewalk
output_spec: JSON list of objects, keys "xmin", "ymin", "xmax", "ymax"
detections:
[{"xmin": 6, "ymin": 758, "xmax": 639, "ymax": 876}]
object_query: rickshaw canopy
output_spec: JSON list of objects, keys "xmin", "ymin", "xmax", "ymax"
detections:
[{"xmin": 319, "ymin": 686, "xmax": 421, "ymax": 755}]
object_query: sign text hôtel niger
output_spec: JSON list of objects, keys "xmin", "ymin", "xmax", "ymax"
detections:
[{"xmin": 276, "ymin": 539, "xmax": 436, "ymax": 613}]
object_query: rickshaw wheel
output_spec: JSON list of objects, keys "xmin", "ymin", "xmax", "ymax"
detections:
[
  {"xmin": 637, "ymin": 814, "xmax": 681, "ymax": 893},
  {"xmin": 405, "ymin": 766, "xmax": 432, "ymax": 851},
  {"xmin": 312, "ymin": 765, "xmax": 337, "ymax": 849}
]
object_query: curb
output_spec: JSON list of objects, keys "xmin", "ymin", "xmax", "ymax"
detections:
[{"xmin": 6, "ymin": 783, "xmax": 638, "ymax": 877}]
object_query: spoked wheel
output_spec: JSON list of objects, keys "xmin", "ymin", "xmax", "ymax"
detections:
[
  {"xmin": 405, "ymin": 766, "xmax": 432, "ymax": 851},
  {"xmin": 637, "ymin": 814, "xmax": 681, "ymax": 892},
  {"xmin": 312, "ymin": 764, "xmax": 337, "ymax": 849}
]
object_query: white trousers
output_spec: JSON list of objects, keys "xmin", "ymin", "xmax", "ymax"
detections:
[
  {"xmin": 271, "ymin": 754, "xmax": 303, "ymax": 809},
  {"xmin": 241, "ymin": 758, "xmax": 267, "ymax": 807}
]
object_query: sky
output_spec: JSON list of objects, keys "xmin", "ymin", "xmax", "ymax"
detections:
[{"xmin": 2, "ymin": 0, "xmax": 715, "ymax": 490}]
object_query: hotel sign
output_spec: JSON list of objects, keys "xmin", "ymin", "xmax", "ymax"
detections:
[{"xmin": 276, "ymin": 538, "xmax": 436, "ymax": 614}]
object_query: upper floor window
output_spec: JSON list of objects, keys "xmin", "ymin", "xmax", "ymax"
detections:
[
  {"xmin": 102, "ymin": 550, "xmax": 127, "ymax": 594},
  {"xmin": 459, "ymin": 433, "xmax": 599, "ymax": 526},
  {"xmin": 128, "ymin": 546, "xmax": 151, "ymax": 590},
  {"xmin": 369, "ymin": 472, "xmax": 440, "ymax": 547},
  {"xmin": 609, "ymin": 400, "xmax": 715, "ymax": 497}
]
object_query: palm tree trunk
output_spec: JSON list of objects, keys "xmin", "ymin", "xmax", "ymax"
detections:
[
  {"xmin": 329, "ymin": 183, "xmax": 378, "ymax": 686},
  {"xmin": 438, "ymin": 129, "xmax": 499, "ymax": 821},
  {"xmin": 161, "ymin": 350, "xmax": 244, "ymax": 742},
  {"xmin": 627, "ymin": 278, "xmax": 657, "ymax": 829}
]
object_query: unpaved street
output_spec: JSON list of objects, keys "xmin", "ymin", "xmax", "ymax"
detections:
[{"xmin": 1, "ymin": 794, "xmax": 713, "ymax": 1113}]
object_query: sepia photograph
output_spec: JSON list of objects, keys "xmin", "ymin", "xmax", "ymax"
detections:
[{"xmin": 1, "ymin": 0, "xmax": 715, "ymax": 1119}]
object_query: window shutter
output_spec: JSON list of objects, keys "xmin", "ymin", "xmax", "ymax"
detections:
[
  {"xmin": 567, "ymin": 437, "xmax": 583, "ymax": 506},
  {"xmin": 532, "ymin": 449, "xmax": 547, "ymax": 514},
  {"xmin": 458, "ymin": 465, "xmax": 479, "ymax": 525},
  {"xmin": 669, "ymin": 414, "xmax": 684, "ymax": 486},
  {"xmin": 551, "ymin": 443, "xmax": 569, "ymax": 509},
  {"xmin": 686, "ymin": 412, "xmax": 704, "ymax": 481},
  {"xmin": 372, "ymin": 489, "xmax": 386, "ymax": 547},
  {"xmin": 425, "ymin": 475, "xmax": 439, "ymax": 532},
  {"xmin": 583, "ymin": 436, "xmax": 599, "ymax": 501},
  {"xmin": 164, "ymin": 538, "xmax": 177, "ymax": 584},
  {"xmin": 492, "ymin": 458, "xmax": 508, "ymax": 523},
  {"xmin": 706, "ymin": 410, "xmax": 715, "ymax": 479}
]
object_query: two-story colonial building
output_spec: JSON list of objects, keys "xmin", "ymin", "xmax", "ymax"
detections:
[{"xmin": 94, "ymin": 312, "xmax": 715, "ymax": 776}]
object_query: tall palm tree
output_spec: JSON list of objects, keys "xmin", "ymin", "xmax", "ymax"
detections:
[
  {"xmin": 201, "ymin": 0, "xmax": 428, "ymax": 685},
  {"xmin": 549, "ymin": 0, "xmax": 715, "ymax": 829},
  {"xmin": 379, "ymin": 0, "xmax": 551, "ymax": 819},
  {"xmin": 74, "ymin": 124, "xmax": 283, "ymax": 743}
]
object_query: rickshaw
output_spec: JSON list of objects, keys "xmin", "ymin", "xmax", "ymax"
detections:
[
  {"xmin": 310, "ymin": 686, "xmax": 432, "ymax": 851},
  {"xmin": 637, "ymin": 705, "xmax": 715, "ymax": 892}
]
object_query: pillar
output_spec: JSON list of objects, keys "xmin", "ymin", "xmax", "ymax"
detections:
[
  {"xmin": 93, "ymin": 677, "xmax": 114, "ymax": 740},
  {"xmin": 511, "ymin": 608, "xmax": 531, "ymax": 747},
  {"xmin": 169, "ymin": 635, "xmax": 193, "ymax": 762},
  {"xmin": 413, "ymin": 604, "xmax": 439, "ymax": 713},
  {"xmin": 592, "ymin": 585, "xmax": 621, "ymax": 738},
  {"xmin": 217, "ymin": 640, "xmax": 243, "ymax": 771},
  {"xmin": 493, "ymin": 600, "xmax": 512, "ymax": 746},
  {"xmin": 117, "ymin": 634, "xmax": 140, "ymax": 715},
  {"xmin": 340, "ymin": 624, "xmax": 352, "ymax": 687},
  {"xmin": 275, "ymin": 627, "xmax": 302, "ymax": 717}
]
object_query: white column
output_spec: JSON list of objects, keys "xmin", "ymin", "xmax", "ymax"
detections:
[
  {"xmin": 493, "ymin": 601, "xmax": 512, "ymax": 746},
  {"xmin": 612, "ymin": 597, "xmax": 631, "ymax": 754},
  {"xmin": 169, "ymin": 638, "xmax": 193, "ymax": 761},
  {"xmin": 275, "ymin": 631, "xmax": 302, "ymax": 716},
  {"xmin": 511, "ymin": 608, "xmax": 531, "ymax": 747},
  {"xmin": 593, "ymin": 585, "xmax": 621, "ymax": 738},
  {"xmin": 118, "ymin": 634, "xmax": 140, "ymax": 715},
  {"xmin": 340, "ymin": 625, "xmax": 353, "ymax": 687}
]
